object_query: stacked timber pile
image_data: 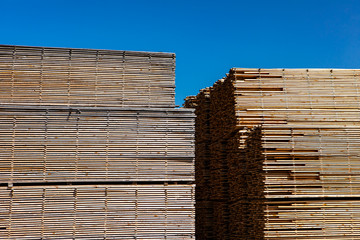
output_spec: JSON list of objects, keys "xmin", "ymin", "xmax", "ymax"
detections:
[
  {"xmin": 186, "ymin": 68, "xmax": 360, "ymax": 239},
  {"xmin": 0, "ymin": 184, "xmax": 194, "ymax": 239},
  {"xmin": 186, "ymin": 89, "xmax": 213, "ymax": 239},
  {"xmin": 0, "ymin": 105, "xmax": 194, "ymax": 183},
  {"xmin": 0, "ymin": 45, "xmax": 195, "ymax": 239},
  {"xmin": 185, "ymin": 88, "xmax": 264, "ymax": 240},
  {"xmin": 0, "ymin": 44, "xmax": 175, "ymax": 108}
]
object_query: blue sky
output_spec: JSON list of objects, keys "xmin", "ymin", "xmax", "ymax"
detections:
[{"xmin": 1, "ymin": 0, "xmax": 360, "ymax": 106}]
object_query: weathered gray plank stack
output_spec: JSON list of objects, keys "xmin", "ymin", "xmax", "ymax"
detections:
[{"xmin": 0, "ymin": 45, "xmax": 195, "ymax": 239}]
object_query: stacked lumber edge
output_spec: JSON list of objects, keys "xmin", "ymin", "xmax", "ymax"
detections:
[
  {"xmin": 0, "ymin": 44, "xmax": 195, "ymax": 239},
  {"xmin": 184, "ymin": 68, "xmax": 360, "ymax": 239}
]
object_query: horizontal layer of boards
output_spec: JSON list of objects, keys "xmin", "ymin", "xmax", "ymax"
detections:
[
  {"xmin": 0, "ymin": 105, "xmax": 195, "ymax": 183},
  {"xmin": 0, "ymin": 184, "xmax": 195, "ymax": 239},
  {"xmin": 0, "ymin": 44, "xmax": 175, "ymax": 108},
  {"xmin": 264, "ymin": 198, "xmax": 360, "ymax": 239}
]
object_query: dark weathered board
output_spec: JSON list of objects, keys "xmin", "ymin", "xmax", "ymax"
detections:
[
  {"xmin": 0, "ymin": 184, "xmax": 195, "ymax": 239},
  {"xmin": 0, "ymin": 45, "xmax": 175, "ymax": 108},
  {"xmin": 0, "ymin": 105, "xmax": 195, "ymax": 183}
]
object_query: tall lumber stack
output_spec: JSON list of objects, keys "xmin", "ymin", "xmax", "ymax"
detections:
[
  {"xmin": 0, "ymin": 45, "xmax": 195, "ymax": 239},
  {"xmin": 185, "ymin": 68, "xmax": 360, "ymax": 239},
  {"xmin": 185, "ymin": 89, "xmax": 214, "ymax": 239}
]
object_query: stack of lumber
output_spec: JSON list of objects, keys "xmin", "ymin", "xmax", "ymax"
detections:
[
  {"xmin": 0, "ymin": 45, "xmax": 195, "ymax": 239},
  {"xmin": 0, "ymin": 45, "xmax": 175, "ymax": 108},
  {"xmin": 185, "ymin": 89, "xmax": 214, "ymax": 239},
  {"xmin": 186, "ymin": 68, "xmax": 360, "ymax": 239},
  {"xmin": 0, "ymin": 105, "xmax": 194, "ymax": 183},
  {"xmin": 0, "ymin": 184, "xmax": 194, "ymax": 239}
]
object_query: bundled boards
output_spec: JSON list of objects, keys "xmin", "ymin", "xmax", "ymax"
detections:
[
  {"xmin": 186, "ymin": 68, "xmax": 360, "ymax": 239},
  {"xmin": 0, "ymin": 105, "xmax": 194, "ymax": 183},
  {"xmin": 0, "ymin": 184, "xmax": 194, "ymax": 239},
  {"xmin": 0, "ymin": 45, "xmax": 175, "ymax": 108},
  {"xmin": 0, "ymin": 45, "xmax": 195, "ymax": 239}
]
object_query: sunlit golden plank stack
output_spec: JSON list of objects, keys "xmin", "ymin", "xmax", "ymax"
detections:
[
  {"xmin": 186, "ymin": 68, "xmax": 360, "ymax": 239},
  {"xmin": 0, "ymin": 184, "xmax": 194, "ymax": 239},
  {"xmin": 0, "ymin": 45, "xmax": 175, "ymax": 108},
  {"xmin": 0, "ymin": 45, "xmax": 195, "ymax": 239},
  {"xmin": 0, "ymin": 105, "xmax": 194, "ymax": 183}
]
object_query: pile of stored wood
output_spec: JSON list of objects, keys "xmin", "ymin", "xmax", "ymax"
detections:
[
  {"xmin": 185, "ymin": 68, "xmax": 360, "ymax": 239},
  {"xmin": 0, "ymin": 105, "xmax": 194, "ymax": 183},
  {"xmin": 0, "ymin": 184, "xmax": 194, "ymax": 239},
  {"xmin": 0, "ymin": 45, "xmax": 175, "ymax": 108},
  {"xmin": 0, "ymin": 45, "xmax": 195, "ymax": 239},
  {"xmin": 186, "ymin": 89, "xmax": 214, "ymax": 239}
]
